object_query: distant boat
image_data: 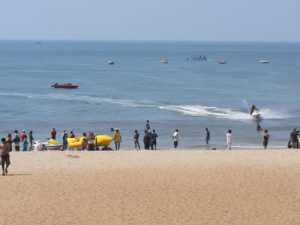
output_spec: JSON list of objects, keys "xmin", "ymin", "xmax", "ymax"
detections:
[
  {"xmin": 219, "ymin": 59, "xmax": 227, "ymax": 64},
  {"xmin": 108, "ymin": 60, "xmax": 115, "ymax": 65},
  {"xmin": 160, "ymin": 59, "xmax": 169, "ymax": 64},
  {"xmin": 51, "ymin": 83, "xmax": 79, "ymax": 89},
  {"xmin": 186, "ymin": 56, "xmax": 207, "ymax": 61},
  {"xmin": 259, "ymin": 60, "xmax": 270, "ymax": 64}
]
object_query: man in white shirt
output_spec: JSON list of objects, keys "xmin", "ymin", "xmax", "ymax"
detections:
[
  {"xmin": 226, "ymin": 129, "xmax": 232, "ymax": 150},
  {"xmin": 173, "ymin": 129, "xmax": 179, "ymax": 149}
]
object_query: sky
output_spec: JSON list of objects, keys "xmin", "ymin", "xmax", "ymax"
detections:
[{"xmin": 0, "ymin": 0, "xmax": 299, "ymax": 42}]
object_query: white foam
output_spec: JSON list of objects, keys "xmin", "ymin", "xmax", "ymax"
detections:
[{"xmin": 0, "ymin": 92, "xmax": 290, "ymax": 121}]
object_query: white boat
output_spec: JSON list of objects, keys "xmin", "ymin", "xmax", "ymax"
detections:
[
  {"xmin": 160, "ymin": 59, "xmax": 169, "ymax": 64},
  {"xmin": 219, "ymin": 59, "xmax": 227, "ymax": 64},
  {"xmin": 33, "ymin": 140, "xmax": 62, "ymax": 150},
  {"xmin": 108, "ymin": 60, "xmax": 115, "ymax": 65},
  {"xmin": 259, "ymin": 60, "xmax": 270, "ymax": 64}
]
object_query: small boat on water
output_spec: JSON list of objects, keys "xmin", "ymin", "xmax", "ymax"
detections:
[
  {"xmin": 51, "ymin": 83, "xmax": 79, "ymax": 89},
  {"xmin": 259, "ymin": 60, "xmax": 270, "ymax": 64},
  {"xmin": 108, "ymin": 60, "xmax": 115, "ymax": 65},
  {"xmin": 186, "ymin": 56, "xmax": 207, "ymax": 61},
  {"xmin": 160, "ymin": 59, "xmax": 169, "ymax": 64},
  {"xmin": 219, "ymin": 59, "xmax": 227, "ymax": 64}
]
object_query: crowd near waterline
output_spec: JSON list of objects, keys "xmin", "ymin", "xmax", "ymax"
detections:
[{"xmin": 0, "ymin": 120, "xmax": 299, "ymax": 175}]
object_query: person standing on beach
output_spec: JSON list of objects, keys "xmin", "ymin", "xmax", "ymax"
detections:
[
  {"xmin": 13, "ymin": 132, "xmax": 20, "ymax": 152},
  {"xmin": 22, "ymin": 135, "xmax": 28, "ymax": 151},
  {"xmin": 290, "ymin": 128, "xmax": 298, "ymax": 149},
  {"xmin": 0, "ymin": 138, "xmax": 11, "ymax": 175},
  {"xmin": 152, "ymin": 130, "xmax": 158, "ymax": 150},
  {"xmin": 262, "ymin": 130, "xmax": 270, "ymax": 150},
  {"xmin": 51, "ymin": 128, "xmax": 57, "ymax": 140},
  {"xmin": 6, "ymin": 134, "xmax": 12, "ymax": 152},
  {"xmin": 20, "ymin": 130, "xmax": 26, "ymax": 150},
  {"xmin": 143, "ymin": 130, "xmax": 150, "ymax": 149},
  {"xmin": 113, "ymin": 129, "xmax": 122, "ymax": 150},
  {"xmin": 134, "ymin": 130, "xmax": 140, "ymax": 150},
  {"xmin": 62, "ymin": 130, "xmax": 68, "ymax": 150},
  {"xmin": 205, "ymin": 128, "xmax": 210, "ymax": 145},
  {"xmin": 173, "ymin": 129, "xmax": 179, "ymax": 149},
  {"xmin": 87, "ymin": 131, "xmax": 95, "ymax": 151},
  {"xmin": 29, "ymin": 131, "xmax": 34, "ymax": 150},
  {"xmin": 226, "ymin": 130, "xmax": 232, "ymax": 150}
]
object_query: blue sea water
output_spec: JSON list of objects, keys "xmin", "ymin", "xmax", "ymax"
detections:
[{"xmin": 0, "ymin": 41, "xmax": 299, "ymax": 149}]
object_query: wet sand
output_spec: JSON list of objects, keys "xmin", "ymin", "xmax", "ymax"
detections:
[{"xmin": 1, "ymin": 150, "xmax": 300, "ymax": 225}]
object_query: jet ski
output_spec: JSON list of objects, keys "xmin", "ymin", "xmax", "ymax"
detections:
[{"xmin": 251, "ymin": 109, "xmax": 262, "ymax": 120}]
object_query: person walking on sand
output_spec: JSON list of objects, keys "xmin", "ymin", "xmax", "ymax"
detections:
[
  {"xmin": 113, "ymin": 129, "xmax": 122, "ymax": 150},
  {"xmin": 173, "ymin": 129, "xmax": 179, "ymax": 149},
  {"xmin": 262, "ymin": 130, "xmax": 270, "ymax": 150},
  {"xmin": 51, "ymin": 128, "xmax": 57, "ymax": 140},
  {"xmin": 0, "ymin": 138, "xmax": 11, "ymax": 176},
  {"xmin": 152, "ymin": 130, "xmax": 158, "ymax": 150},
  {"xmin": 205, "ymin": 128, "xmax": 210, "ymax": 145},
  {"xmin": 226, "ymin": 130, "xmax": 232, "ymax": 150},
  {"xmin": 134, "ymin": 130, "xmax": 140, "ymax": 150}
]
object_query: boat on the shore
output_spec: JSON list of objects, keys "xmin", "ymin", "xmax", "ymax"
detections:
[
  {"xmin": 33, "ymin": 139, "xmax": 62, "ymax": 151},
  {"xmin": 186, "ymin": 56, "xmax": 207, "ymax": 61},
  {"xmin": 51, "ymin": 83, "xmax": 79, "ymax": 89}
]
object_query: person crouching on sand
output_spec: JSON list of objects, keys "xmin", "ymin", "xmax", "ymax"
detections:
[{"xmin": 0, "ymin": 138, "xmax": 11, "ymax": 176}]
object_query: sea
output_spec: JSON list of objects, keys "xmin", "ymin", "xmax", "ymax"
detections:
[{"xmin": 0, "ymin": 41, "xmax": 299, "ymax": 149}]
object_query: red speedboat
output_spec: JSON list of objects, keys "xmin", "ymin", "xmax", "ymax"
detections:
[{"xmin": 51, "ymin": 83, "xmax": 79, "ymax": 89}]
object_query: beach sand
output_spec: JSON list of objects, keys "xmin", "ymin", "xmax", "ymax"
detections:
[{"xmin": 1, "ymin": 150, "xmax": 300, "ymax": 225}]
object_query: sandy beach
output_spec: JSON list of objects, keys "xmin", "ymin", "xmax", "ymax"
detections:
[{"xmin": 1, "ymin": 150, "xmax": 300, "ymax": 225}]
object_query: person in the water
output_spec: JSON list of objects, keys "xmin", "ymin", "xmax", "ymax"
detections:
[{"xmin": 250, "ymin": 105, "xmax": 257, "ymax": 115}]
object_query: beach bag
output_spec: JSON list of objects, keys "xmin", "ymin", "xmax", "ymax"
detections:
[{"xmin": 287, "ymin": 141, "xmax": 292, "ymax": 148}]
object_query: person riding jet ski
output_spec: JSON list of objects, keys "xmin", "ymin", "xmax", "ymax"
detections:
[{"xmin": 250, "ymin": 105, "xmax": 257, "ymax": 115}]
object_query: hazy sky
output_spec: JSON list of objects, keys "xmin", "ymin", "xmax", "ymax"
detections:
[{"xmin": 0, "ymin": 0, "xmax": 299, "ymax": 41}]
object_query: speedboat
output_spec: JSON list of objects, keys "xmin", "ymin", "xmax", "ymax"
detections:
[
  {"xmin": 33, "ymin": 139, "xmax": 62, "ymax": 150},
  {"xmin": 186, "ymin": 56, "xmax": 207, "ymax": 61},
  {"xmin": 259, "ymin": 60, "xmax": 270, "ymax": 64},
  {"xmin": 160, "ymin": 59, "xmax": 169, "ymax": 64},
  {"xmin": 219, "ymin": 59, "xmax": 227, "ymax": 64},
  {"xmin": 52, "ymin": 83, "xmax": 79, "ymax": 89},
  {"xmin": 108, "ymin": 60, "xmax": 115, "ymax": 65}
]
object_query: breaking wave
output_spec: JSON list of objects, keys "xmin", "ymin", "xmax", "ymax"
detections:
[{"xmin": 0, "ymin": 92, "xmax": 290, "ymax": 121}]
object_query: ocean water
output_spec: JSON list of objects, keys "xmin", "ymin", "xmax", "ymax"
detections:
[{"xmin": 0, "ymin": 41, "xmax": 299, "ymax": 149}]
